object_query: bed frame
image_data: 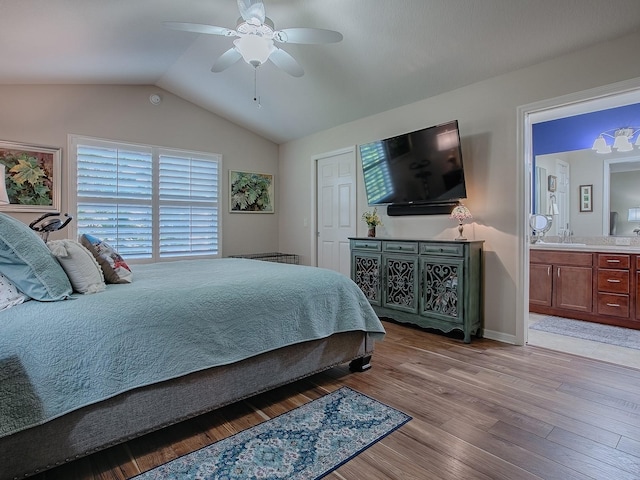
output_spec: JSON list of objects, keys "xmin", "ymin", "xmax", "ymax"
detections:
[{"xmin": 0, "ymin": 331, "xmax": 373, "ymax": 480}]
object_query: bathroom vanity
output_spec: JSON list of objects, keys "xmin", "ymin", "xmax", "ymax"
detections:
[{"xmin": 530, "ymin": 244, "xmax": 640, "ymax": 330}]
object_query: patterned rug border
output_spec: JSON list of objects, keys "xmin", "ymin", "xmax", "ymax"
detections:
[
  {"xmin": 530, "ymin": 315, "xmax": 640, "ymax": 351},
  {"xmin": 133, "ymin": 386, "xmax": 412, "ymax": 480}
]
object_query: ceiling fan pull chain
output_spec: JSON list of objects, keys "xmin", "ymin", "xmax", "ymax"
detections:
[{"xmin": 253, "ymin": 67, "xmax": 262, "ymax": 108}]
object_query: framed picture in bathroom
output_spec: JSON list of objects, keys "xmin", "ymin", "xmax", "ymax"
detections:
[
  {"xmin": 579, "ymin": 184, "xmax": 593, "ymax": 212},
  {"xmin": 547, "ymin": 175, "xmax": 557, "ymax": 192}
]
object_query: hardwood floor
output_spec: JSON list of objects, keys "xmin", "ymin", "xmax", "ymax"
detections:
[{"xmin": 35, "ymin": 320, "xmax": 640, "ymax": 480}]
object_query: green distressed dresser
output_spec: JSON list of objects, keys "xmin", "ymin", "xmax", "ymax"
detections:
[{"xmin": 350, "ymin": 238, "xmax": 484, "ymax": 343}]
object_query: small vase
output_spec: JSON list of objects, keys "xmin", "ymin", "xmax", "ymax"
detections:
[{"xmin": 367, "ymin": 227, "xmax": 376, "ymax": 238}]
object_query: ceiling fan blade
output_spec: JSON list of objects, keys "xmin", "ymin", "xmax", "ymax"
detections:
[
  {"xmin": 163, "ymin": 21, "xmax": 237, "ymax": 37},
  {"xmin": 237, "ymin": 0, "xmax": 266, "ymax": 25},
  {"xmin": 269, "ymin": 48, "xmax": 304, "ymax": 77},
  {"xmin": 211, "ymin": 48, "xmax": 243, "ymax": 72},
  {"xmin": 274, "ymin": 28, "xmax": 343, "ymax": 44}
]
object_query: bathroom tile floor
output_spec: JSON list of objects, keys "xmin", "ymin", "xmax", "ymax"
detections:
[{"xmin": 528, "ymin": 313, "xmax": 640, "ymax": 370}]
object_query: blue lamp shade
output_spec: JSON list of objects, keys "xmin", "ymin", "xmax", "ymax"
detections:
[{"xmin": 628, "ymin": 208, "xmax": 640, "ymax": 222}]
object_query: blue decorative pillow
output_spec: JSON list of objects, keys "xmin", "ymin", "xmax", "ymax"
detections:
[{"xmin": 0, "ymin": 213, "xmax": 72, "ymax": 301}]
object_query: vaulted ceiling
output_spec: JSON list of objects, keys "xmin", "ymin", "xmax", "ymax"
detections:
[{"xmin": 2, "ymin": 0, "xmax": 640, "ymax": 144}]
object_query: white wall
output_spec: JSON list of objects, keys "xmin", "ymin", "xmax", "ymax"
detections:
[
  {"xmin": 278, "ymin": 31, "xmax": 640, "ymax": 342},
  {"xmin": 0, "ymin": 85, "xmax": 279, "ymax": 256}
]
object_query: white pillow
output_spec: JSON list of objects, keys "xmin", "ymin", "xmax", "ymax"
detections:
[
  {"xmin": 48, "ymin": 239, "xmax": 106, "ymax": 294},
  {"xmin": 0, "ymin": 272, "xmax": 28, "ymax": 311}
]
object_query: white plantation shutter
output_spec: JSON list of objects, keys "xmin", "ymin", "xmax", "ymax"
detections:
[
  {"xmin": 73, "ymin": 136, "xmax": 220, "ymax": 261},
  {"xmin": 360, "ymin": 141, "xmax": 393, "ymax": 204},
  {"xmin": 158, "ymin": 152, "xmax": 219, "ymax": 257}
]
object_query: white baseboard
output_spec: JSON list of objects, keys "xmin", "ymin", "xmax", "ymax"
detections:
[{"xmin": 483, "ymin": 329, "xmax": 516, "ymax": 345}]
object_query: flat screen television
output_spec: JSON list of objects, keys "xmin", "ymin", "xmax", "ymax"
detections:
[{"xmin": 359, "ymin": 120, "xmax": 466, "ymax": 206}]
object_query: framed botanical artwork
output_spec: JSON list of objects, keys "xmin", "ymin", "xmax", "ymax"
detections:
[
  {"xmin": 547, "ymin": 175, "xmax": 557, "ymax": 192},
  {"xmin": 0, "ymin": 140, "xmax": 61, "ymax": 212},
  {"xmin": 579, "ymin": 184, "xmax": 593, "ymax": 212},
  {"xmin": 229, "ymin": 170, "xmax": 274, "ymax": 213}
]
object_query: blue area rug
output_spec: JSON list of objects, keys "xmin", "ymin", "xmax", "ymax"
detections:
[
  {"xmin": 134, "ymin": 387, "xmax": 411, "ymax": 480},
  {"xmin": 530, "ymin": 315, "xmax": 640, "ymax": 351}
]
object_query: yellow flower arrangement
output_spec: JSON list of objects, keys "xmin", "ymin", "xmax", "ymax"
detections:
[{"xmin": 361, "ymin": 207, "xmax": 383, "ymax": 227}]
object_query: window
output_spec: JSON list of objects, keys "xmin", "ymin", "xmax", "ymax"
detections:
[{"xmin": 71, "ymin": 136, "xmax": 220, "ymax": 261}]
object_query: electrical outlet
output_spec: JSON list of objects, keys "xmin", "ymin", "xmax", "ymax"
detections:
[{"xmin": 615, "ymin": 237, "xmax": 631, "ymax": 246}]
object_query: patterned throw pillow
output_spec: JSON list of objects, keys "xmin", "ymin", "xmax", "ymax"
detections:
[
  {"xmin": 0, "ymin": 272, "xmax": 28, "ymax": 311},
  {"xmin": 48, "ymin": 239, "xmax": 106, "ymax": 294},
  {"xmin": 80, "ymin": 234, "xmax": 133, "ymax": 284}
]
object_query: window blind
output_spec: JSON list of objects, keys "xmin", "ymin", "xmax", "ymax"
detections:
[
  {"xmin": 360, "ymin": 141, "xmax": 393, "ymax": 204},
  {"xmin": 74, "ymin": 137, "xmax": 220, "ymax": 260}
]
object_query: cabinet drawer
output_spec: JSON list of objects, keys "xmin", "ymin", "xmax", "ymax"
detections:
[
  {"xmin": 597, "ymin": 269, "xmax": 630, "ymax": 294},
  {"xmin": 419, "ymin": 243, "xmax": 464, "ymax": 256},
  {"xmin": 351, "ymin": 239, "xmax": 381, "ymax": 251},
  {"xmin": 530, "ymin": 250, "xmax": 592, "ymax": 266},
  {"xmin": 597, "ymin": 293, "xmax": 630, "ymax": 318},
  {"xmin": 597, "ymin": 254, "xmax": 630, "ymax": 269},
  {"xmin": 383, "ymin": 241, "xmax": 418, "ymax": 254}
]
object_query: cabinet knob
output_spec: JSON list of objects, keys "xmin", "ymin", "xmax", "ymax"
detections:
[
  {"xmin": 606, "ymin": 279, "xmax": 621, "ymax": 283},
  {"xmin": 606, "ymin": 303, "xmax": 621, "ymax": 307},
  {"xmin": 607, "ymin": 259, "xmax": 621, "ymax": 263}
]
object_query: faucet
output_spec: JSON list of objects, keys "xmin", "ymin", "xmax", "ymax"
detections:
[{"xmin": 560, "ymin": 228, "xmax": 573, "ymax": 243}]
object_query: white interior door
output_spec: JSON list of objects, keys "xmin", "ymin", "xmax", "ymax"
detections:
[{"xmin": 315, "ymin": 148, "xmax": 356, "ymax": 276}]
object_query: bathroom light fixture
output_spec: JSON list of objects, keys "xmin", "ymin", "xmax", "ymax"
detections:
[
  {"xmin": 592, "ymin": 127, "xmax": 640, "ymax": 154},
  {"xmin": 450, "ymin": 204, "xmax": 472, "ymax": 241},
  {"xmin": 0, "ymin": 164, "xmax": 9, "ymax": 205}
]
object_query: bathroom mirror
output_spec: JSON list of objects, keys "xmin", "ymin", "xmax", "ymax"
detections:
[
  {"xmin": 533, "ymin": 149, "xmax": 640, "ymax": 237},
  {"xmin": 529, "ymin": 214, "xmax": 552, "ymax": 243}
]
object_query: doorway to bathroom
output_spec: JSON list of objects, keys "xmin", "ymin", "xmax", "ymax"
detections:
[{"xmin": 520, "ymin": 79, "xmax": 640, "ymax": 368}]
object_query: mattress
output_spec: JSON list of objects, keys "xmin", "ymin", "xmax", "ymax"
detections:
[{"xmin": 0, "ymin": 258, "xmax": 385, "ymax": 439}]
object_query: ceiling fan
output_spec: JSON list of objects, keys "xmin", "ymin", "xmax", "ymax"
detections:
[{"xmin": 164, "ymin": 0, "xmax": 343, "ymax": 77}]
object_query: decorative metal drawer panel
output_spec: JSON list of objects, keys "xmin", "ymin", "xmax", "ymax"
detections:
[
  {"xmin": 422, "ymin": 261, "xmax": 462, "ymax": 322},
  {"xmin": 383, "ymin": 255, "xmax": 417, "ymax": 313},
  {"xmin": 354, "ymin": 255, "xmax": 381, "ymax": 304}
]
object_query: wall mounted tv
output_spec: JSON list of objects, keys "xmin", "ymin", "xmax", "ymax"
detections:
[{"xmin": 359, "ymin": 120, "xmax": 467, "ymax": 212}]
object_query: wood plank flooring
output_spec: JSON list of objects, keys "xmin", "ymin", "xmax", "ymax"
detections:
[{"xmin": 34, "ymin": 320, "xmax": 640, "ymax": 479}]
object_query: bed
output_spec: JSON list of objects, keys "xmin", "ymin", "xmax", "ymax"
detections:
[{"xmin": 0, "ymin": 214, "xmax": 385, "ymax": 480}]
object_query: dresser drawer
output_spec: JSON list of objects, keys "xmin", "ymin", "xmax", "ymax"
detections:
[
  {"xmin": 419, "ymin": 242, "xmax": 464, "ymax": 256},
  {"xmin": 383, "ymin": 241, "xmax": 418, "ymax": 254},
  {"xmin": 597, "ymin": 293, "xmax": 630, "ymax": 318},
  {"xmin": 350, "ymin": 239, "xmax": 381, "ymax": 251},
  {"xmin": 597, "ymin": 269, "xmax": 630, "ymax": 294},
  {"xmin": 597, "ymin": 254, "xmax": 630, "ymax": 269}
]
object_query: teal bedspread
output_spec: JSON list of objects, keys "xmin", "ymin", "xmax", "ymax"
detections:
[{"xmin": 0, "ymin": 259, "xmax": 385, "ymax": 438}]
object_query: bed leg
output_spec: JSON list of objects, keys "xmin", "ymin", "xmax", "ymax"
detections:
[{"xmin": 349, "ymin": 355, "xmax": 372, "ymax": 372}]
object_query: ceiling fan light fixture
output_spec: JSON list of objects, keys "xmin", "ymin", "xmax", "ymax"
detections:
[{"xmin": 234, "ymin": 35, "xmax": 275, "ymax": 67}]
